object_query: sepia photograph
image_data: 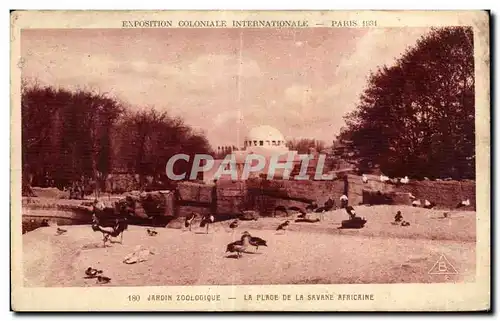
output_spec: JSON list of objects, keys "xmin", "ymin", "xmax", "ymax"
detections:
[{"xmin": 10, "ymin": 10, "xmax": 490, "ymax": 311}]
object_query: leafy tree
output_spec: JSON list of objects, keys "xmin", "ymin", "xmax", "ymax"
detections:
[{"xmin": 341, "ymin": 26, "xmax": 475, "ymax": 179}]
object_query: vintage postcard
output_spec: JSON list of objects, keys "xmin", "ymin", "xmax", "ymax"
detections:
[{"xmin": 10, "ymin": 10, "xmax": 490, "ymax": 311}]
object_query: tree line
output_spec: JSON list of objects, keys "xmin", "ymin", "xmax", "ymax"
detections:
[
  {"xmin": 338, "ymin": 26, "xmax": 475, "ymax": 180},
  {"xmin": 22, "ymin": 81, "xmax": 213, "ymax": 191}
]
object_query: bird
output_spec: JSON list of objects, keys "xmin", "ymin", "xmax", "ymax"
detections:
[
  {"xmin": 92, "ymin": 215, "xmax": 128, "ymax": 247},
  {"xmin": 362, "ymin": 174, "xmax": 368, "ymax": 183},
  {"xmin": 200, "ymin": 214, "xmax": 215, "ymax": 234},
  {"xmin": 56, "ymin": 227, "xmax": 67, "ymax": 235},
  {"xmin": 423, "ymin": 199, "xmax": 436, "ymax": 209},
  {"xmin": 345, "ymin": 205, "xmax": 356, "ymax": 219},
  {"xmin": 394, "ymin": 211, "xmax": 403, "ymax": 223},
  {"xmin": 324, "ymin": 197, "xmax": 335, "ymax": 211},
  {"xmin": 400, "ymin": 176, "xmax": 410, "ymax": 184},
  {"xmin": 276, "ymin": 220, "xmax": 290, "ymax": 234},
  {"xmin": 401, "ymin": 221, "xmax": 411, "ymax": 227},
  {"xmin": 412, "ymin": 199, "xmax": 422, "ymax": 207},
  {"xmin": 242, "ymin": 231, "xmax": 268, "ymax": 252},
  {"xmin": 229, "ymin": 218, "xmax": 238, "ymax": 228},
  {"xmin": 147, "ymin": 229, "xmax": 158, "ymax": 236},
  {"xmin": 184, "ymin": 213, "xmax": 195, "ymax": 232},
  {"xmin": 96, "ymin": 275, "xmax": 111, "ymax": 284},
  {"xmin": 339, "ymin": 194, "xmax": 349, "ymax": 208},
  {"xmin": 85, "ymin": 267, "xmax": 103, "ymax": 278},
  {"xmin": 225, "ymin": 234, "xmax": 251, "ymax": 258},
  {"xmin": 456, "ymin": 199, "xmax": 471, "ymax": 208},
  {"xmin": 380, "ymin": 175, "xmax": 390, "ymax": 182},
  {"xmin": 408, "ymin": 193, "xmax": 416, "ymax": 200},
  {"xmin": 40, "ymin": 219, "xmax": 49, "ymax": 227}
]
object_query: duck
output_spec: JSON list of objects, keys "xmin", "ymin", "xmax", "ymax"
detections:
[
  {"xmin": 96, "ymin": 275, "xmax": 111, "ymax": 284},
  {"xmin": 229, "ymin": 219, "xmax": 239, "ymax": 230},
  {"xmin": 400, "ymin": 176, "xmax": 410, "ymax": 184},
  {"xmin": 456, "ymin": 199, "xmax": 471, "ymax": 208},
  {"xmin": 184, "ymin": 213, "xmax": 195, "ymax": 231},
  {"xmin": 423, "ymin": 199, "xmax": 436, "ymax": 209},
  {"xmin": 225, "ymin": 234, "xmax": 251, "ymax": 258},
  {"xmin": 56, "ymin": 227, "xmax": 67, "ymax": 235},
  {"xmin": 412, "ymin": 199, "xmax": 422, "ymax": 207},
  {"xmin": 147, "ymin": 229, "xmax": 158, "ymax": 236},
  {"xmin": 276, "ymin": 220, "xmax": 290, "ymax": 234},
  {"xmin": 242, "ymin": 231, "xmax": 268, "ymax": 252},
  {"xmin": 394, "ymin": 211, "xmax": 403, "ymax": 223},
  {"xmin": 200, "ymin": 214, "xmax": 215, "ymax": 234},
  {"xmin": 85, "ymin": 267, "xmax": 103, "ymax": 278},
  {"xmin": 362, "ymin": 174, "xmax": 368, "ymax": 183}
]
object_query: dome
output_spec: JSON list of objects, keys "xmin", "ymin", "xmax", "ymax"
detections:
[{"xmin": 244, "ymin": 125, "xmax": 287, "ymax": 149}]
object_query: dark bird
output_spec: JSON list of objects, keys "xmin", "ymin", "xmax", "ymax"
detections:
[
  {"xmin": 184, "ymin": 213, "xmax": 195, "ymax": 231},
  {"xmin": 324, "ymin": 197, "xmax": 335, "ymax": 211},
  {"xmin": 40, "ymin": 219, "xmax": 49, "ymax": 227},
  {"xmin": 96, "ymin": 275, "xmax": 111, "ymax": 284},
  {"xmin": 85, "ymin": 267, "xmax": 103, "ymax": 278},
  {"xmin": 423, "ymin": 199, "xmax": 436, "ymax": 209},
  {"xmin": 200, "ymin": 214, "xmax": 215, "ymax": 234},
  {"xmin": 229, "ymin": 219, "xmax": 239, "ymax": 229},
  {"xmin": 456, "ymin": 199, "xmax": 471, "ymax": 208},
  {"xmin": 242, "ymin": 231, "xmax": 268, "ymax": 252},
  {"xmin": 345, "ymin": 205, "xmax": 356, "ymax": 219},
  {"xmin": 276, "ymin": 220, "xmax": 290, "ymax": 233},
  {"xmin": 56, "ymin": 227, "xmax": 67, "ymax": 235},
  {"xmin": 225, "ymin": 234, "xmax": 251, "ymax": 258},
  {"xmin": 394, "ymin": 211, "xmax": 403, "ymax": 223},
  {"xmin": 92, "ymin": 215, "xmax": 128, "ymax": 247},
  {"xmin": 401, "ymin": 221, "xmax": 411, "ymax": 227},
  {"xmin": 147, "ymin": 229, "xmax": 158, "ymax": 236}
]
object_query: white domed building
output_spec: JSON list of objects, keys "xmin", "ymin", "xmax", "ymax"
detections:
[{"xmin": 204, "ymin": 125, "xmax": 303, "ymax": 182}]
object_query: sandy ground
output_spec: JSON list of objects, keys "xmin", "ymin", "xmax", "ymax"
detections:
[{"xmin": 22, "ymin": 205, "xmax": 476, "ymax": 287}]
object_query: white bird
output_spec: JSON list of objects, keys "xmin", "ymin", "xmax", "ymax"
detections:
[
  {"xmin": 362, "ymin": 174, "xmax": 368, "ymax": 183},
  {"xmin": 412, "ymin": 199, "xmax": 422, "ymax": 207},
  {"xmin": 380, "ymin": 175, "xmax": 390, "ymax": 182},
  {"xmin": 457, "ymin": 199, "xmax": 471, "ymax": 208},
  {"xmin": 400, "ymin": 176, "xmax": 409, "ymax": 184}
]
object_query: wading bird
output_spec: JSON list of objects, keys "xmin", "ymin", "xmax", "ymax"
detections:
[
  {"xmin": 184, "ymin": 213, "xmax": 195, "ymax": 232},
  {"xmin": 92, "ymin": 215, "xmax": 128, "ymax": 247},
  {"xmin": 200, "ymin": 214, "xmax": 215, "ymax": 234}
]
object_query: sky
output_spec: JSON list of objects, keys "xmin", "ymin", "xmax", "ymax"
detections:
[{"xmin": 21, "ymin": 27, "xmax": 431, "ymax": 148}]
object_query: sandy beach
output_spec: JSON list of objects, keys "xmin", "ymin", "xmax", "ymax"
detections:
[{"xmin": 22, "ymin": 205, "xmax": 476, "ymax": 287}]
